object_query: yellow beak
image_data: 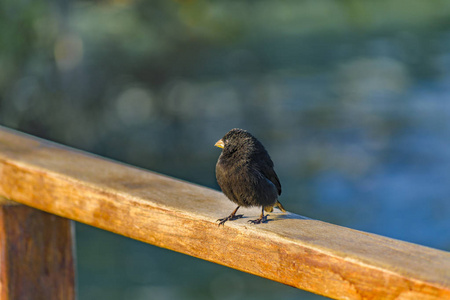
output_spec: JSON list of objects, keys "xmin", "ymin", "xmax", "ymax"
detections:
[{"xmin": 214, "ymin": 139, "xmax": 224, "ymax": 149}]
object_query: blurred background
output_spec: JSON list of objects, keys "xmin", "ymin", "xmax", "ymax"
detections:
[{"xmin": 2, "ymin": 0, "xmax": 450, "ymax": 299}]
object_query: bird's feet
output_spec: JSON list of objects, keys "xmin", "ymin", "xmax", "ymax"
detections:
[
  {"xmin": 248, "ymin": 215, "xmax": 268, "ymax": 224},
  {"xmin": 217, "ymin": 214, "xmax": 243, "ymax": 226}
]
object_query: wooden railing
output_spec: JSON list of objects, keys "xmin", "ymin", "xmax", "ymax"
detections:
[{"xmin": 0, "ymin": 126, "xmax": 449, "ymax": 300}]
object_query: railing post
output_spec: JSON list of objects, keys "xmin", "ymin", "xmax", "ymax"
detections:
[{"xmin": 0, "ymin": 198, "xmax": 75, "ymax": 300}]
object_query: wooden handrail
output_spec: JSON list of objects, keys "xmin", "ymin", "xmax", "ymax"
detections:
[{"xmin": 0, "ymin": 126, "xmax": 449, "ymax": 299}]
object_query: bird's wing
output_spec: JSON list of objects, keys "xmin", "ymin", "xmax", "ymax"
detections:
[
  {"xmin": 254, "ymin": 150, "xmax": 282, "ymax": 196},
  {"xmin": 265, "ymin": 167, "xmax": 282, "ymax": 196},
  {"xmin": 256, "ymin": 159, "xmax": 281, "ymax": 196}
]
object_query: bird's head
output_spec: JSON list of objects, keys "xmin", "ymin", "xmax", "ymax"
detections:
[{"xmin": 215, "ymin": 128, "xmax": 258, "ymax": 155}]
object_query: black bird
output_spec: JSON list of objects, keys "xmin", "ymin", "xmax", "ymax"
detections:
[{"xmin": 215, "ymin": 128, "xmax": 286, "ymax": 225}]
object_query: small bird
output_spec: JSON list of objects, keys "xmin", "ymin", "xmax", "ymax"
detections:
[{"xmin": 214, "ymin": 128, "xmax": 286, "ymax": 225}]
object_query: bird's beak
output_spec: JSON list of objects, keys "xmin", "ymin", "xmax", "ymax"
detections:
[{"xmin": 215, "ymin": 139, "xmax": 224, "ymax": 149}]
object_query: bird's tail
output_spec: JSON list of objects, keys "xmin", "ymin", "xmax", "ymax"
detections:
[{"xmin": 264, "ymin": 200, "xmax": 286, "ymax": 213}]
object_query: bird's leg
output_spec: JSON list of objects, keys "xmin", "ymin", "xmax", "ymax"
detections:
[
  {"xmin": 248, "ymin": 207, "xmax": 267, "ymax": 224},
  {"xmin": 217, "ymin": 206, "xmax": 243, "ymax": 226}
]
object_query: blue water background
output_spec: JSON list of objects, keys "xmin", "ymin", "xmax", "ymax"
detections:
[{"xmin": 1, "ymin": 1, "xmax": 449, "ymax": 299}]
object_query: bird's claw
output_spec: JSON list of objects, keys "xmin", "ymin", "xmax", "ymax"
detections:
[
  {"xmin": 248, "ymin": 215, "xmax": 268, "ymax": 224},
  {"xmin": 217, "ymin": 214, "xmax": 243, "ymax": 226},
  {"xmin": 217, "ymin": 218, "xmax": 228, "ymax": 226}
]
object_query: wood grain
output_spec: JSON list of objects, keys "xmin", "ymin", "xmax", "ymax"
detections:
[
  {"xmin": 0, "ymin": 126, "xmax": 449, "ymax": 300},
  {"xmin": 0, "ymin": 198, "xmax": 75, "ymax": 300}
]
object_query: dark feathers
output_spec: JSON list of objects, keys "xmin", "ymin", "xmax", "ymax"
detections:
[{"xmin": 215, "ymin": 128, "xmax": 285, "ymax": 225}]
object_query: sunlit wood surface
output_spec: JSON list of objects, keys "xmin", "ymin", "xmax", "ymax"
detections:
[{"xmin": 0, "ymin": 126, "xmax": 449, "ymax": 300}]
